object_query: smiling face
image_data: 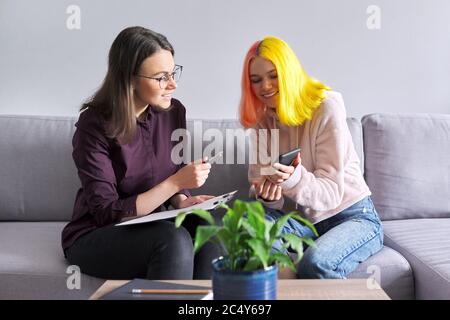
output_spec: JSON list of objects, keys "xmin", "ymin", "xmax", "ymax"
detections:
[
  {"xmin": 132, "ymin": 49, "xmax": 176, "ymax": 111},
  {"xmin": 249, "ymin": 56, "xmax": 279, "ymax": 109}
]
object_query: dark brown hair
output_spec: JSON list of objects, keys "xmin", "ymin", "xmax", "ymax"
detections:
[{"xmin": 81, "ymin": 26, "xmax": 174, "ymax": 143}]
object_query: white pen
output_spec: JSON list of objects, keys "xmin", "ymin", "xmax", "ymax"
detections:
[
  {"xmin": 131, "ymin": 288, "xmax": 211, "ymax": 294},
  {"xmin": 203, "ymin": 151, "xmax": 223, "ymax": 164}
]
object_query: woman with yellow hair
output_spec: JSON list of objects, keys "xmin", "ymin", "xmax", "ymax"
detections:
[{"xmin": 239, "ymin": 36, "xmax": 383, "ymax": 279}]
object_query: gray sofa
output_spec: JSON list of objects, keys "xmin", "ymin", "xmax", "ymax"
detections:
[{"xmin": 0, "ymin": 113, "xmax": 449, "ymax": 300}]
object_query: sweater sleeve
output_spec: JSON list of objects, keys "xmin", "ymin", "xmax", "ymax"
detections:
[
  {"xmin": 72, "ymin": 127, "xmax": 137, "ymax": 226},
  {"xmin": 281, "ymin": 95, "xmax": 347, "ymax": 211}
]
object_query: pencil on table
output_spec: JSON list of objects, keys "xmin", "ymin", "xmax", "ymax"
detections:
[{"xmin": 131, "ymin": 289, "xmax": 211, "ymax": 294}]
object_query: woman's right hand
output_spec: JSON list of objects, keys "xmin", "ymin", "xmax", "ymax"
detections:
[
  {"xmin": 267, "ymin": 153, "xmax": 301, "ymax": 185},
  {"xmin": 177, "ymin": 195, "xmax": 215, "ymax": 209},
  {"xmin": 172, "ymin": 159, "xmax": 211, "ymax": 190}
]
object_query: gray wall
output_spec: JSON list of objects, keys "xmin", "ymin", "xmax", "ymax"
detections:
[{"xmin": 1, "ymin": 0, "xmax": 449, "ymax": 119}]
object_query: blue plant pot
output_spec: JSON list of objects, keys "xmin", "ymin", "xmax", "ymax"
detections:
[{"xmin": 212, "ymin": 257, "xmax": 278, "ymax": 300}]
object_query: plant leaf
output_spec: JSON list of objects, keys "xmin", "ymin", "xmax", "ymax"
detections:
[
  {"xmin": 179, "ymin": 200, "xmax": 317, "ymax": 273},
  {"xmin": 175, "ymin": 211, "xmax": 188, "ymax": 228},
  {"xmin": 246, "ymin": 201, "xmax": 265, "ymax": 216},
  {"xmin": 289, "ymin": 213, "xmax": 319, "ymax": 237},
  {"xmin": 218, "ymin": 203, "xmax": 230, "ymax": 210},
  {"xmin": 222, "ymin": 200, "xmax": 246, "ymax": 233},
  {"xmin": 231, "ymin": 200, "xmax": 246, "ymax": 229},
  {"xmin": 269, "ymin": 213, "xmax": 292, "ymax": 240},
  {"xmin": 216, "ymin": 227, "xmax": 235, "ymax": 256},
  {"xmin": 193, "ymin": 225, "xmax": 220, "ymax": 253},
  {"xmin": 241, "ymin": 219, "xmax": 257, "ymax": 238},
  {"xmin": 247, "ymin": 238, "xmax": 270, "ymax": 268},
  {"xmin": 282, "ymin": 233, "xmax": 304, "ymax": 256},
  {"xmin": 191, "ymin": 209, "xmax": 215, "ymax": 225},
  {"xmin": 222, "ymin": 208, "xmax": 235, "ymax": 230},
  {"xmin": 243, "ymin": 256, "xmax": 263, "ymax": 271},
  {"xmin": 247, "ymin": 208, "xmax": 266, "ymax": 239},
  {"xmin": 301, "ymin": 236, "xmax": 317, "ymax": 248},
  {"xmin": 292, "ymin": 249, "xmax": 304, "ymax": 265},
  {"xmin": 264, "ymin": 220, "xmax": 274, "ymax": 243},
  {"xmin": 270, "ymin": 252, "xmax": 296, "ymax": 271}
]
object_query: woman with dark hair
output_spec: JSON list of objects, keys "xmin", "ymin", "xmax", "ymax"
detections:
[{"xmin": 62, "ymin": 26, "xmax": 218, "ymax": 280}]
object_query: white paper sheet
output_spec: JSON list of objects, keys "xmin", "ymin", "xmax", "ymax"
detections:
[{"xmin": 116, "ymin": 190, "xmax": 238, "ymax": 226}]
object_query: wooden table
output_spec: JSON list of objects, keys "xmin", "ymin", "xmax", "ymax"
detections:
[{"xmin": 90, "ymin": 279, "xmax": 390, "ymax": 300}]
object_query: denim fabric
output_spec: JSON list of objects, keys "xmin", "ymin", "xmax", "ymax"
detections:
[{"xmin": 265, "ymin": 196, "xmax": 384, "ymax": 279}]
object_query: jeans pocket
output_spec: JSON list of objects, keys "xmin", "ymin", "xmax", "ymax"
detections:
[{"xmin": 365, "ymin": 198, "xmax": 382, "ymax": 223}]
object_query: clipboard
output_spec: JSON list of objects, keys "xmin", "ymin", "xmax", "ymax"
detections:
[{"xmin": 116, "ymin": 190, "xmax": 237, "ymax": 226}]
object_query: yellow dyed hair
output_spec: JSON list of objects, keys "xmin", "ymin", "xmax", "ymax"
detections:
[{"xmin": 239, "ymin": 36, "xmax": 330, "ymax": 127}]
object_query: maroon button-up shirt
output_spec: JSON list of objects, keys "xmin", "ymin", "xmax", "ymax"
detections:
[{"xmin": 61, "ymin": 99, "xmax": 189, "ymax": 251}]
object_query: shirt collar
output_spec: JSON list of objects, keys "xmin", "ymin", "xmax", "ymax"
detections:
[{"xmin": 136, "ymin": 105, "xmax": 151, "ymax": 124}]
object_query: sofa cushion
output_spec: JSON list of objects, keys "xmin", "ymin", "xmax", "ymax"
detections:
[
  {"xmin": 0, "ymin": 115, "xmax": 79, "ymax": 221},
  {"xmin": 382, "ymin": 218, "xmax": 450, "ymax": 299},
  {"xmin": 0, "ymin": 222, "xmax": 103, "ymax": 299},
  {"xmin": 0, "ymin": 116, "xmax": 364, "ymax": 222},
  {"xmin": 362, "ymin": 113, "xmax": 450, "ymax": 220},
  {"xmin": 346, "ymin": 118, "xmax": 364, "ymax": 174},
  {"xmin": 348, "ymin": 246, "xmax": 414, "ymax": 300}
]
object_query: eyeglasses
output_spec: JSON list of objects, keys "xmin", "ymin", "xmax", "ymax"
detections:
[{"xmin": 136, "ymin": 65, "xmax": 183, "ymax": 89}]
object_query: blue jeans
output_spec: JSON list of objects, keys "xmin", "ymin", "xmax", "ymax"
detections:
[{"xmin": 265, "ymin": 196, "xmax": 384, "ymax": 279}]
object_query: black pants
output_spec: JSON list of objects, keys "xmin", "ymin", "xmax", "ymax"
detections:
[{"xmin": 65, "ymin": 209, "xmax": 224, "ymax": 280}]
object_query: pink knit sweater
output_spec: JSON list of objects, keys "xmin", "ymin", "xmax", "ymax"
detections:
[{"xmin": 249, "ymin": 91, "xmax": 371, "ymax": 224}]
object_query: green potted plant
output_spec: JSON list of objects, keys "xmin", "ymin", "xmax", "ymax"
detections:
[{"xmin": 175, "ymin": 199, "xmax": 318, "ymax": 300}]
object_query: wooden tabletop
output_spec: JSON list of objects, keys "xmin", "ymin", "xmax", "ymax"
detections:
[{"xmin": 90, "ymin": 279, "xmax": 390, "ymax": 300}]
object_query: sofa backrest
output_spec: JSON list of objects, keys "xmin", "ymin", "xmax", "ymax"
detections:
[
  {"xmin": 0, "ymin": 115, "xmax": 363, "ymax": 222},
  {"xmin": 187, "ymin": 119, "xmax": 251, "ymax": 201},
  {"xmin": 0, "ymin": 115, "xmax": 79, "ymax": 221},
  {"xmin": 362, "ymin": 113, "xmax": 450, "ymax": 220}
]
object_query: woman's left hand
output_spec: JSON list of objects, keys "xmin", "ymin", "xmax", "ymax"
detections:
[
  {"xmin": 254, "ymin": 179, "xmax": 282, "ymax": 202},
  {"xmin": 177, "ymin": 195, "xmax": 215, "ymax": 209}
]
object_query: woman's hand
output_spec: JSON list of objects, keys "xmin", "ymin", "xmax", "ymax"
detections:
[
  {"xmin": 267, "ymin": 153, "xmax": 301, "ymax": 184},
  {"xmin": 253, "ymin": 178, "xmax": 282, "ymax": 202},
  {"xmin": 172, "ymin": 159, "xmax": 211, "ymax": 190},
  {"xmin": 177, "ymin": 195, "xmax": 215, "ymax": 209}
]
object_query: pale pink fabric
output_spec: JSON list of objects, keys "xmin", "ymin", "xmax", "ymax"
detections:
[{"xmin": 249, "ymin": 91, "xmax": 371, "ymax": 224}]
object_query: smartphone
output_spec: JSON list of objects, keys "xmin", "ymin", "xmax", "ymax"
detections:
[{"xmin": 277, "ymin": 148, "xmax": 301, "ymax": 166}]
